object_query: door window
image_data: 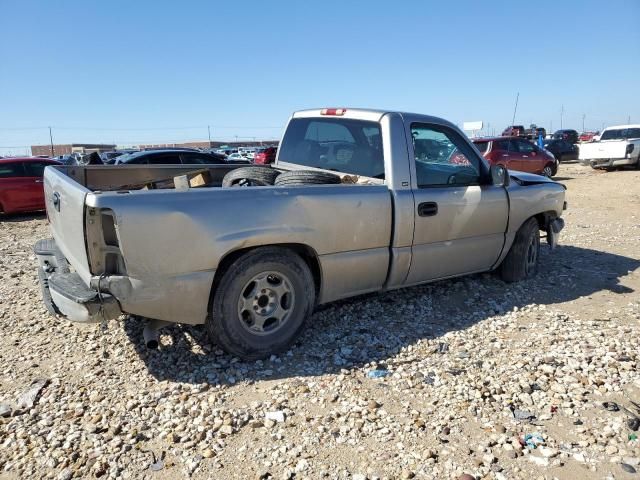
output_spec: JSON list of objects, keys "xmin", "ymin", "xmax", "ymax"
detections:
[
  {"xmin": 516, "ymin": 140, "xmax": 536, "ymax": 154},
  {"xmin": 411, "ymin": 123, "xmax": 482, "ymax": 187},
  {"xmin": 494, "ymin": 140, "xmax": 510, "ymax": 151},
  {"xmin": 146, "ymin": 153, "xmax": 181, "ymax": 164},
  {"xmin": 24, "ymin": 161, "xmax": 54, "ymax": 177},
  {"xmin": 181, "ymin": 153, "xmax": 224, "ymax": 164}
]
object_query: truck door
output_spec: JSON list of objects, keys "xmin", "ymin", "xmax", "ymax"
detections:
[
  {"xmin": 514, "ymin": 139, "xmax": 544, "ymax": 174},
  {"xmin": 405, "ymin": 122, "xmax": 509, "ymax": 284},
  {"xmin": 23, "ymin": 161, "xmax": 53, "ymax": 210},
  {"xmin": 0, "ymin": 162, "xmax": 32, "ymax": 212}
]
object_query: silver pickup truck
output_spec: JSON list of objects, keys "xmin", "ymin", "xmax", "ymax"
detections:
[{"xmin": 35, "ymin": 108, "xmax": 566, "ymax": 359}]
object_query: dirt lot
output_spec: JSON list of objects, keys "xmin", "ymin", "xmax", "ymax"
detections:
[{"xmin": 1, "ymin": 163, "xmax": 639, "ymax": 480}]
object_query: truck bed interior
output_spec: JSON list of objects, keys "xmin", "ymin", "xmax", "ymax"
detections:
[
  {"xmin": 56, "ymin": 164, "xmax": 383, "ymax": 192},
  {"xmin": 60, "ymin": 164, "xmax": 242, "ymax": 191}
]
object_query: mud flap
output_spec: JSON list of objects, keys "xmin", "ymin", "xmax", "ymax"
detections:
[{"xmin": 546, "ymin": 218, "xmax": 565, "ymax": 250}]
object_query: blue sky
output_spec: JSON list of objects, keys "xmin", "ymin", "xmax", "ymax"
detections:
[{"xmin": 1, "ymin": 0, "xmax": 638, "ymax": 154}]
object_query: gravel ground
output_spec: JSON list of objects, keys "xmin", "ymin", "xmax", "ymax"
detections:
[{"xmin": 1, "ymin": 163, "xmax": 639, "ymax": 480}]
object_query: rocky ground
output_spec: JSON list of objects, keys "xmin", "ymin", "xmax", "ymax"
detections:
[{"xmin": 1, "ymin": 163, "xmax": 639, "ymax": 480}]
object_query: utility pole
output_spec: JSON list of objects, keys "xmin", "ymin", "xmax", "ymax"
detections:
[
  {"xmin": 511, "ymin": 92, "xmax": 519, "ymax": 127},
  {"xmin": 550, "ymin": 120, "xmax": 553, "ymax": 133},
  {"xmin": 207, "ymin": 125, "xmax": 211, "ymax": 146},
  {"xmin": 582, "ymin": 114, "xmax": 585, "ymax": 132},
  {"xmin": 560, "ymin": 105, "xmax": 564, "ymax": 130},
  {"xmin": 628, "ymin": 115, "xmax": 631, "ymax": 124},
  {"xmin": 49, "ymin": 126, "xmax": 54, "ymax": 157}
]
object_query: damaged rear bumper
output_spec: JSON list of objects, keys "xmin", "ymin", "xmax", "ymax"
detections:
[{"xmin": 34, "ymin": 238, "xmax": 123, "ymax": 323}]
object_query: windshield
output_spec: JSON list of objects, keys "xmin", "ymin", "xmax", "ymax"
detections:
[
  {"xmin": 600, "ymin": 128, "xmax": 640, "ymax": 141},
  {"xmin": 278, "ymin": 117, "xmax": 385, "ymax": 178}
]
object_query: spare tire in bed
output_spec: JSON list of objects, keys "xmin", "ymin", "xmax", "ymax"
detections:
[
  {"xmin": 222, "ymin": 166, "xmax": 280, "ymax": 187},
  {"xmin": 274, "ymin": 170, "xmax": 342, "ymax": 186}
]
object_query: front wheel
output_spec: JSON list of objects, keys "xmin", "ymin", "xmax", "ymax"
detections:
[
  {"xmin": 542, "ymin": 165, "xmax": 554, "ymax": 177},
  {"xmin": 499, "ymin": 217, "xmax": 540, "ymax": 282},
  {"xmin": 206, "ymin": 247, "xmax": 315, "ymax": 360}
]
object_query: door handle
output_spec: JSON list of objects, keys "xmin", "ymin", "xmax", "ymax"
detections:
[
  {"xmin": 418, "ymin": 201, "xmax": 438, "ymax": 217},
  {"xmin": 34, "ymin": 179, "xmax": 44, "ymax": 183},
  {"xmin": 502, "ymin": 154, "xmax": 509, "ymax": 157}
]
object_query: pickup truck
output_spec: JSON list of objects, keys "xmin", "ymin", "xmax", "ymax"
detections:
[
  {"xmin": 35, "ymin": 108, "xmax": 566, "ymax": 360},
  {"xmin": 579, "ymin": 124, "xmax": 640, "ymax": 170}
]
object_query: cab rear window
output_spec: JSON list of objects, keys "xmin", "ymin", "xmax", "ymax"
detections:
[{"xmin": 278, "ymin": 118, "xmax": 385, "ymax": 179}]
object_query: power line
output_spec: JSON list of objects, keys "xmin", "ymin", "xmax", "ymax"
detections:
[{"xmin": 0, "ymin": 125, "xmax": 282, "ymax": 131}]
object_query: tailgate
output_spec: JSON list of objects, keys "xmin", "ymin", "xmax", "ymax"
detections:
[
  {"xmin": 44, "ymin": 166, "xmax": 92, "ymax": 283},
  {"xmin": 579, "ymin": 142, "xmax": 626, "ymax": 160}
]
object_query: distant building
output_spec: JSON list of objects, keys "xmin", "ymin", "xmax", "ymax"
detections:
[
  {"xmin": 136, "ymin": 140, "xmax": 278, "ymax": 150},
  {"xmin": 31, "ymin": 143, "xmax": 116, "ymax": 157}
]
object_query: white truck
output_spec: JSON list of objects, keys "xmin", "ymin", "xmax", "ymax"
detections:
[{"xmin": 579, "ymin": 124, "xmax": 640, "ymax": 170}]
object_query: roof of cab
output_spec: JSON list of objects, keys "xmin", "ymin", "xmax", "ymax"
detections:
[{"xmin": 291, "ymin": 108, "xmax": 460, "ymax": 130}]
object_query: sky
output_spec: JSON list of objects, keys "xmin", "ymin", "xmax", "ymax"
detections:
[{"xmin": 1, "ymin": 0, "xmax": 639, "ymax": 155}]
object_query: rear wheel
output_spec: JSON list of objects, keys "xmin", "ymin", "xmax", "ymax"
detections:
[
  {"xmin": 499, "ymin": 217, "xmax": 540, "ymax": 282},
  {"xmin": 206, "ymin": 247, "xmax": 315, "ymax": 360},
  {"xmin": 542, "ymin": 165, "xmax": 554, "ymax": 177}
]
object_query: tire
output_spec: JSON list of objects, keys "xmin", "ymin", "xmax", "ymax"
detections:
[
  {"xmin": 206, "ymin": 247, "xmax": 315, "ymax": 360},
  {"xmin": 499, "ymin": 217, "xmax": 540, "ymax": 282},
  {"xmin": 542, "ymin": 164, "xmax": 554, "ymax": 177},
  {"xmin": 274, "ymin": 170, "xmax": 341, "ymax": 186},
  {"xmin": 222, "ymin": 166, "xmax": 280, "ymax": 187}
]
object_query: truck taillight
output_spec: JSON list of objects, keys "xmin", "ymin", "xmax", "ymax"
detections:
[{"xmin": 320, "ymin": 108, "xmax": 347, "ymax": 116}]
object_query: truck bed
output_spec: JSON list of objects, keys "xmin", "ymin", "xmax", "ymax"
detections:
[
  {"xmin": 43, "ymin": 164, "xmax": 393, "ymax": 324},
  {"xmin": 578, "ymin": 141, "xmax": 628, "ymax": 160}
]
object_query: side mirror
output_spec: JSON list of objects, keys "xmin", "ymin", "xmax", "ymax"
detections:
[{"xmin": 491, "ymin": 164, "xmax": 510, "ymax": 187}]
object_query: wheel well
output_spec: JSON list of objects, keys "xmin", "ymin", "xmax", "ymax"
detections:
[{"xmin": 207, "ymin": 244, "xmax": 322, "ymax": 313}]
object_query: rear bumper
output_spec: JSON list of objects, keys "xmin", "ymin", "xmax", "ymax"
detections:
[
  {"xmin": 34, "ymin": 238, "xmax": 122, "ymax": 323},
  {"xmin": 581, "ymin": 157, "xmax": 637, "ymax": 168}
]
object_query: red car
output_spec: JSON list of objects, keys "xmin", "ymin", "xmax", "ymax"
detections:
[
  {"xmin": 253, "ymin": 146, "xmax": 277, "ymax": 165},
  {"xmin": 578, "ymin": 131, "xmax": 599, "ymax": 143},
  {"xmin": 0, "ymin": 157, "xmax": 61, "ymax": 214},
  {"xmin": 472, "ymin": 136, "xmax": 558, "ymax": 177}
]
